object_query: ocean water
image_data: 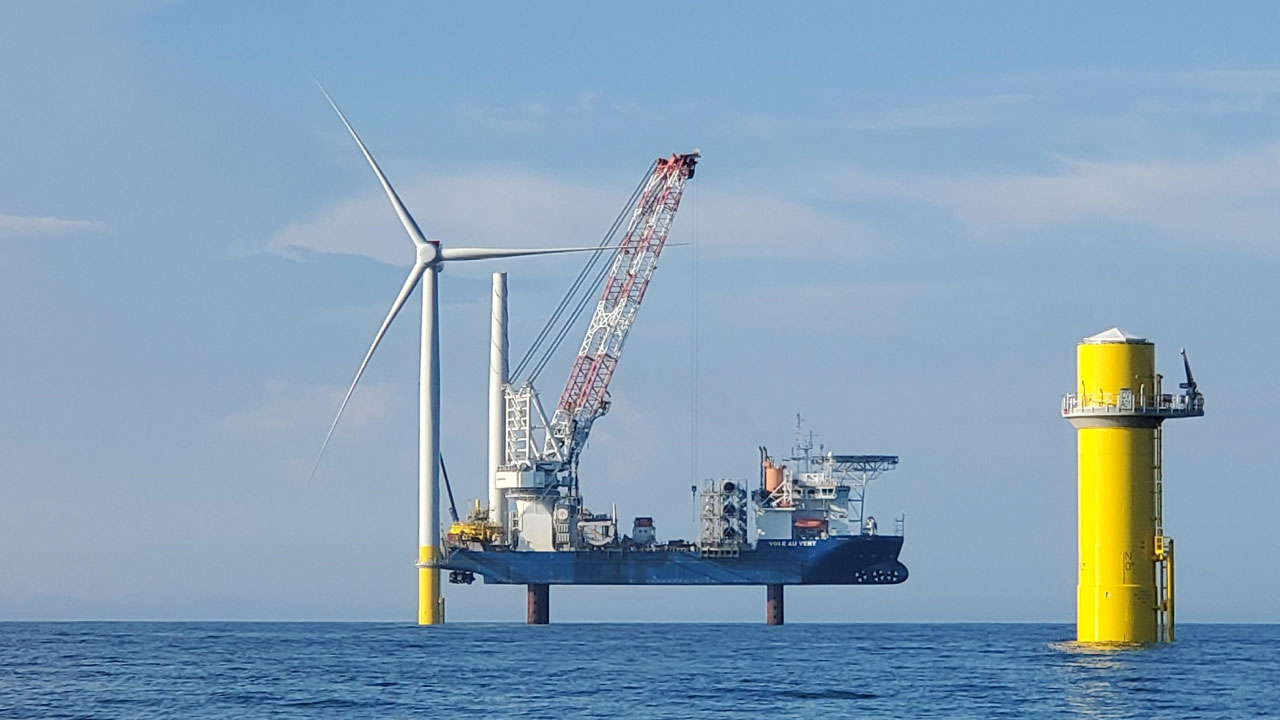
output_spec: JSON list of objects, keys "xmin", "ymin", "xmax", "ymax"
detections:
[{"xmin": 2, "ymin": 623, "xmax": 1277, "ymax": 719}]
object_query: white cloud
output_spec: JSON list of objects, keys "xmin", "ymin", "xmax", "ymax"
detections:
[
  {"xmin": 706, "ymin": 280, "xmax": 928, "ymax": 332},
  {"xmin": 269, "ymin": 168, "xmax": 891, "ymax": 268},
  {"xmin": 270, "ymin": 170, "xmax": 620, "ymax": 266},
  {"xmin": 0, "ymin": 213, "xmax": 104, "ymax": 237},
  {"xmin": 694, "ymin": 188, "xmax": 888, "ymax": 260},
  {"xmin": 827, "ymin": 143, "xmax": 1280, "ymax": 253},
  {"xmin": 274, "ymin": 141, "xmax": 1280, "ymax": 268}
]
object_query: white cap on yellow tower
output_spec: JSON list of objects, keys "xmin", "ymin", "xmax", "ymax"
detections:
[{"xmin": 1083, "ymin": 327, "xmax": 1147, "ymax": 344}]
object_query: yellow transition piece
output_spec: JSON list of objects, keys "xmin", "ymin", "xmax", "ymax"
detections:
[
  {"xmin": 1076, "ymin": 340, "xmax": 1157, "ymax": 643},
  {"xmin": 418, "ymin": 545, "xmax": 444, "ymax": 625}
]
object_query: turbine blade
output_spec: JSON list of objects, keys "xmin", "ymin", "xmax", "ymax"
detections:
[
  {"xmin": 310, "ymin": 262, "xmax": 428, "ymax": 482},
  {"xmin": 314, "ymin": 80, "xmax": 428, "ymax": 248},
  {"xmin": 440, "ymin": 245, "xmax": 624, "ymax": 262}
]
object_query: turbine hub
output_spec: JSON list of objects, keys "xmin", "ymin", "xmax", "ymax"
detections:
[{"xmin": 416, "ymin": 242, "xmax": 439, "ymax": 266}]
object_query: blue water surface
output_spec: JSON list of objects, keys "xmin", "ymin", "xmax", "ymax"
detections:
[{"xmin": 2, "ymin": 623, "xmax": 1277, "ymax": 719}]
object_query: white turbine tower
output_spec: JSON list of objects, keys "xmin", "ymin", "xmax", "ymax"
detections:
[{"xmin": 310, "ymin": 85, "xmax": 612, "ymax": 625}]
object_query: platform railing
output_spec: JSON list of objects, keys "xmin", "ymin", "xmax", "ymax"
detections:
[{"xmin": 1062, "ymin": 390, "xmax": 1204, "ymax": 417}]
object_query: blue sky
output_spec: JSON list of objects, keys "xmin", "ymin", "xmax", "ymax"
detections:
[{"xmin": 2, "ymin": 1, "xmax": 1278, "ymax": 622}]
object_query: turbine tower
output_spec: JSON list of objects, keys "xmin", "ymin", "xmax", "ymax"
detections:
[{"xmin": 309, "ymin": 85, "xmax": 614, "ymax": 625}]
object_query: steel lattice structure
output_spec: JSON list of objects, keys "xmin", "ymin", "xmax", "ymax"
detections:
[{"xmin": 548, "ymin": 152, "xmax": 699, "ymax": 470}]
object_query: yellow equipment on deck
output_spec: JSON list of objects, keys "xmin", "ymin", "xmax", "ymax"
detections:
[{"xmin": 447, "ymin": 500, "xmax": 504, "ymax": 545}]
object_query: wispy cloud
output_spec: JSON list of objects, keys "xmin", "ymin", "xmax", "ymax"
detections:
[
  {"xmin": 1180, "ymin": 68, "xmax": 1280, "ymax": 95},
  {"xmin": 822, "ymin": 143, "xmax": 1280, "ymax": 253},
  {"xmin": 732, "ymin": 92, "xmax": 1039, "ymax": 137},
  {"xmin": 269, "ymin": 169, "xmax": 622, "ymax": 266},
  {"xmin": 453, "ymin": 91, "xmax": 621, "ymax": 134},
  {"xmin": 274, "ymin": 139, "xmax": 1280, "ymax": 267},
  {"xmin": 840, "ymin": 93, "xmax": 1038, "ymax": 131},
  {"xmin": 225, "ymin": 380, "xmax": 397, "ymax": 434},
  {"xmin": 0, "ymin": 213, "xmax": 104, "ymax": 237},
  {"xmin": 269, "ymin": 168, "xmax": 892, "ymax": 268},
  {"xmin": 455, "ymin": 99, "xmax": 554, "ymax": 134},
  {"xmin": 707, "ymin": 280, "xmax": 929, "ymax": 332}
]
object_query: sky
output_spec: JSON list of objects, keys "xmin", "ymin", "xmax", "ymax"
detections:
[{"xmin": 2, "ymin": 1, "xmax": 1278, "ymax": 623}]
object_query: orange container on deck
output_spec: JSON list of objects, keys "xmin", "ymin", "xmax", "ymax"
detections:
[{"xmin": 763, "ymin": 459, "xmax": 785, "ymax": 493}]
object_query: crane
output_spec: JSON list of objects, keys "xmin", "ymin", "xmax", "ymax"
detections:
[
  {"xmin": 495, "ymin": 151, "xmax": 699, "ymax": 524},
  {"xmin": 547, "ymin": 151, "xmax": 700, "ymax": 478}
]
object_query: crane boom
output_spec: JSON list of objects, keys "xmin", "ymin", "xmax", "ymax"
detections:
[{"xmin": 548, "ymin": 151, "xmax": 699, "ymax": 470}]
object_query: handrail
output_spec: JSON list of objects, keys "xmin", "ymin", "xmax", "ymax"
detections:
[{"xmin": 1062, "ymin": 390, "xmax": 1204, "ymax": 416}]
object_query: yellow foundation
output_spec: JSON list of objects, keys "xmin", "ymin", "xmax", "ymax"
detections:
[
  {"xmin": 418, "ymin": 545, "xmax": 444, "ymax": 625},
  {"xmin": 1077, "ymin": 426, "xmax": 1156, "ymax": 642},
  {"xmin": 1075, "ymin": 340, "xmax": 1158, "ymax": 643}
]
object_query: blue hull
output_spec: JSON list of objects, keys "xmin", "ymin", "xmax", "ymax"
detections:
[{"xmin": 441, "ymin": 534, "xmax": 907, "ymax": 585}]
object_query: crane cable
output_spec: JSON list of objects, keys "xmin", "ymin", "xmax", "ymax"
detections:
[
  {"xmin": 526, "ymin": 237, "xmax": 617, "ymax": 383},
  {"xmin": 512, "ymin": 162, "xmax": 652, "ymax": 381},
  {"xmin": 511, "ymin": 161, "xmax": 657, "ymax": 383},
  {"xmin": 690, "ymin": 174, "xmax": 699, "ymax": 492}
]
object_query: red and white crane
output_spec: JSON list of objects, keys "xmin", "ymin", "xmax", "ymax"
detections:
[
  {"xmin": 548, "ymin": 151, "xmax": 700, "ymax": 472},
  {"xmin": 489, "ymin": 151, "xmax": 698, "ymax": 544}
]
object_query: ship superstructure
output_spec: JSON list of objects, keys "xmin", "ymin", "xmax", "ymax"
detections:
[{"xmin": 754, "ymin": 421, "xmax": 900, "ymax": 544}]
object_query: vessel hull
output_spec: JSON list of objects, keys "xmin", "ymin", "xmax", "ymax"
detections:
[{"xmin": 442, "ymin": 534, "xmax": 907, "ymax": 585}]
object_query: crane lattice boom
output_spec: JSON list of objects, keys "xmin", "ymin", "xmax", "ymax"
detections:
[{"xmin": 549, "ymin": 151, "xmax": 699, "ymax": 467}]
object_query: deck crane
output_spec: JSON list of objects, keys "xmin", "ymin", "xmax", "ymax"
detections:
[
  {"xmin": 548, "ymin": 151, "xmax": 700, "ymax": 480},
  {"xmin": 486, "ymin": 151, "xmax": 699, "ymax": 549}
]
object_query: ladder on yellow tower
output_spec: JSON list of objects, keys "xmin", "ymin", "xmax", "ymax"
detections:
[{"xmin": 1153, "ymin": 426, "xmax": 1176, "ymax": 642}]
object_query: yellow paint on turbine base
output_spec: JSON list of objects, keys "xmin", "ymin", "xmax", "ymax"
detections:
[
  {"xmin": 1075, "ymin": 339, "xmax": 1157, "ymax": 644},
  {"xmin": 418, "ymin": 545, "xmax": 444, "ymax": 625},
  {"xmin": 1077, "ymin": 426, "xmax": 1156, "ymax": 643}
]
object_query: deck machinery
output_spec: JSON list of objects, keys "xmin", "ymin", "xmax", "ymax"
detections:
[{"xmin": 440, "ymin": 152, "xmax": 909, "ymax": 623}]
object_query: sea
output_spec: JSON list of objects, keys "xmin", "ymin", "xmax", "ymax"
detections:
[{"xmin": 2, "ymin": 622, "xmax": 1277, "ymax": 719}]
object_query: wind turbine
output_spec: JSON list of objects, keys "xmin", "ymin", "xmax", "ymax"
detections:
[{"xmin": 310, "ymin": 84, "xmax": 613, "ymax": 625}]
